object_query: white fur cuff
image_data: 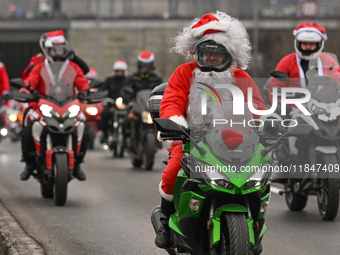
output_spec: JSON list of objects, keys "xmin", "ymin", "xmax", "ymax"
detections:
[
  {"xmin": 159, "ymin": 181, "xmax": 173, "ymax": 202},
  {"xmin": 169, "ymin": 115, "xmax": 189, "ymax": 129}
]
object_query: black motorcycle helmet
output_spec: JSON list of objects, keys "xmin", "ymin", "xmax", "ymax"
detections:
[
  {"xmin": 195, "ymin": 40, "xmax": 232, "ymax": 72},
  {"xmin": 137, "ymin": 50, "xmax": 155, "ymax": 75}
]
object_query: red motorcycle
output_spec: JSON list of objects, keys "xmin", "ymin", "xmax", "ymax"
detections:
[
  {"xmin": 80, "ymin": 101, "xmax": 103, "ymax": 149},
  {"xmin": 11, "ymin": 61, "xmax": 104, "ymax": 206}
]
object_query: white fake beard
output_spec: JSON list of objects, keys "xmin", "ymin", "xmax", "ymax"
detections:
[{"xmin": 187, "ymin": 68, "xmax": 234, "ymax": 128}]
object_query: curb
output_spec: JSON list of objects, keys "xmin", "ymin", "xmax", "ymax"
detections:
[{"xmin": 0, "ymin": 201, "xmax": 44, "ymax": 255}]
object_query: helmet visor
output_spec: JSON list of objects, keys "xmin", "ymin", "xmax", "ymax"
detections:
[
  {"xmin": 47, "ymin": 44, "xmax": 69, "ymax": 60},
  {"xmin": 138, "ymin": 62, "xmax": 154, "ymax": 74},
  {"xmin": 196, "ymin": 41, "xmax": 231, "ymax": 71}
]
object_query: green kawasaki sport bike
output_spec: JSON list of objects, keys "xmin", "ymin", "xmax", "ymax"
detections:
[{"xmin": 151, "ymin": 100, "xmax": 311, "ymax": 255}]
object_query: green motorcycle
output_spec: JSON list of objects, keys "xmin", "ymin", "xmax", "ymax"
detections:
[{"xmin": 151, "ymin": 101, "xmax": 311, "ymax": 255}]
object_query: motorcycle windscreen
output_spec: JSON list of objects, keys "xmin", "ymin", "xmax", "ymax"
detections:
[
  {"xmin": 187, "ymin": 77, "xmax": 260, "ymax": 164},
  {"xmin": 194, "ymin": 101, "xmax": 259, "ymax": 163},
  {"xmin": 305, "ymin": 52, "xmax": 340, "ymax": 104},
  {"xmin": 40, "ymin": 61, "xmax": 76, "ymax": 102}
]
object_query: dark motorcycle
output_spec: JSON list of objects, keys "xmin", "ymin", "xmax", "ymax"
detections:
[
  {"xmin": 268, "ymin": 52, "xmax": 340, "ymax": 221},
  {"xmin": 101, "ymin": 97, "xmax": 127, "ymax": 157},
  {"xmin": 80, "ymin": 101, "xmax": 103, "ymax": 149},
  {"xmin": 11, "ymin": 61, "xmax": 104, "ymax": 206},
  {"xmin": 124, "ymin": 88, "xmax": 160, "ymax": 170}
]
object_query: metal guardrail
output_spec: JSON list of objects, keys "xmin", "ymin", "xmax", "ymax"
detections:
[{"xmin": 1, "ymin": 0, "xmax": 340, "ymax": 20}]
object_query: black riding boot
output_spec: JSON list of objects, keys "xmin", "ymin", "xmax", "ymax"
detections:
[{"xmin": 155, "ymin": 197, "xmax": 175, "ymax": 249}]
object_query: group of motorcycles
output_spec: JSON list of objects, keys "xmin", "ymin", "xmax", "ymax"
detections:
[
  {"xmin": 6, "ymin": 60, "xmax": 161, "ymax": 207},
  {"xmin": 5, "ymin": 52, "xmax": 340, "ymax": 253}
]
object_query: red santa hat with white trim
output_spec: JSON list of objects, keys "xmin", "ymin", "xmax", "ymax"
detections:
[
  {"xmin": 293, "ymin": 22, "xmax": 327, "ymax": 41},
  {"xmin": 113, "ymin": 59, "xmax": 128, "ymax": 71},
  {"xmin": 40, "ymin": 30, "xmax": 69, "ymax": 62},
  {"xmin": 172, "ymin": 11, "xmax": 251, "ymax": 70},
  {"xmin": 45, "ymin": 30, "xmax": 68, "ymax": 46},
  {"xmin": 293, "ymin": 22, "xmax": 327, "ymax": 60},
  {"xmin": 138, "ymin": 50, "xmax": 154, "ymax": 63}
]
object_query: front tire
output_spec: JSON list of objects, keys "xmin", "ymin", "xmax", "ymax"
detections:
[
  {"xmin": 284, "ymin": 180, "xmax": 308, "ymax": 211},
  {"xmin": 317, "ymin": 178, "xmax": 340, "ymax": 221},
  {"xmin": 40, "ymin": 183, "xmax": 53, "ymax": 198},
  {"xmin": 143, "ymin": 132, "xmax": 156, "ymax": 171},
  {"xmin": 132, "ymin": 158, "xmax": 143, "ymax": 168},
  {"xmin": 114, "ymin": 125, "xmax": 125, "ymax": 158},
  {"xmin": 53, "ymin": 154, "xmax": 68, "ymax": 206},
  {"xmin": 87, "ymin": 125, "xmax": 96, "ymax": 149},
  {"xmin": 218, "ymin": 213, "xmax": 252, "ymax": 255}
]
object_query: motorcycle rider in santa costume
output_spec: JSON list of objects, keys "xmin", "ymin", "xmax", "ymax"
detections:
[
  {"xmin": 267, "ymin": 22, "xmax": 340, "ymax": 166},
  {"xmin": 155, "ymin": 11, "xmax": 272, "ymax": 253},
  {"xmin": 19, "ymin": 30, "xmax": 90, "ymax": 181},
  {"xmin": 267, "ymin": 22, "xmax": 340, "ymax": 104}
]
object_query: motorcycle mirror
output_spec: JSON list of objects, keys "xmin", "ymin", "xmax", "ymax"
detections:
[
  {"xmin": 78, "ymin": 91, "xmax": 107, "ymax": 104},
  {"xmin": 286, "ymin": 124, "xmax": 312, "ymax": 138},
  {"xmin": 261, "ymin": 124, "xmax": 312, "ymax": 156},
  {"xmin": 153, "ymin": 118, "xmax": 183, "ymax": 133},
  {"xmin": 270, "ymin": 71, "xmax": 290, "ymax": 80},
  {"xmin": 89, "ymin": 78, "xmax": 104, "ymax": 89},
  {"xmin": 10, "ymin": 78, "xmax": 26, "ymax": 90},
  {"xmin": 11, "ymin": 91, "xmax": 35, "ymax": 103},
  {"xmin": 270, "ymin": 70, "xmax": 301, "ymax": 87}
]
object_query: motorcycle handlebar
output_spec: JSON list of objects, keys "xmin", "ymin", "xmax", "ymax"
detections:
[{"xmin": 160, "ymin": 132, "xmax": 182, "ymax": 138}]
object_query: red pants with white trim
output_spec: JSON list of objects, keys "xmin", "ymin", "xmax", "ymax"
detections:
[{"xmin": 160, "ymin": 142, "xmax": 183, "ymax": 198}]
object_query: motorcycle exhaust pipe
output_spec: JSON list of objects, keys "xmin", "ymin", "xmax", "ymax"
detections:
[{"xmin": 151, "ymin": 206, "xmax": 162, "ymax": 234}]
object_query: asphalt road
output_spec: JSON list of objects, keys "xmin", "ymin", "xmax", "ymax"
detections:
[{"xmin": 0, "ymin": 139, "xmax": 340, "ymax": 255}]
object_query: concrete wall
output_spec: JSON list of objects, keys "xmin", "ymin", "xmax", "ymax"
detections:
[
  {"xmin": 1, "ymin": 19, "xmax": 340, "ymax": 82},
  {"xmin": 68, "ymin": 20, "xmax": 190, "ymax": 81},
  {"xmin": 68, "ymin": 19, "xmax": 340, "ymax": 82}
]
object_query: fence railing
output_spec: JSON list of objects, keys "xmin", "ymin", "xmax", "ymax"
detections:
[{"xmin": 1, "ymin": 0, "xmax": 339, "ymax": 20}]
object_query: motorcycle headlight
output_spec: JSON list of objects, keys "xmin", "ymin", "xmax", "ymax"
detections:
[
  {"xmin": 311, "ymin": 104, "xmax": 327, "ymax": 116},
  {"xmin": 8, "ymin": 114, "xmax": 18, "ymax": 122},
  {"xmin": 211, "ymin": 179, "xmax": 235, "ymax": 189},
  {"xmin": 142, "ymin": 111, "xmax": 153, "ymax": 124},
  {"xmin": 115, "ymin": 97, "xmax": 126, "ymax": 110},
  {"xmin": 244, "ymin": 163, "xmax": 271, "ymax": 189},
  {"xmin": 40, "ymin": 104, "xmax": 53, "ymax": 117},
  {"xmin": 85, "ymin": 106, "xmax": 98, "ymax": 116},
  {"xmin": 329, "ymin": 106, "xmax": 340, "ymax": 121},
  {"xmin": 244, "ymin": 180, "xmax": 261, "ymax": 189},
  {"xmin": 68, "ymin": 105, "xmax": 80, "ymax": 118},
  {"xmin": 196, "ymin": 161, "xmax": 234, "ymax": 190},
  {"xmin": 0, "ymin": 128, "xmax": 8, "ymax": 136}
]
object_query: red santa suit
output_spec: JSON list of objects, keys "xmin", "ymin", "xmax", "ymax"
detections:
[
  {"xmin": 0, "ymin": 62, "xmax": 10, "ymax": 97},
  {"xmin": 157, "ymin": 12, "xmax": 268, "ymax": 201},
  {"xmin": 23, "ymin": 59, "xmax": 89, "ymax": 97},
  {"xmin": 21, "ymin": 54, "xmax": 45, "ymax": 80},
  {"xmin": 268, "ymin": 22, "xmax": 340, "ymax": 104},
  {"xmin": 159, "ymin": 62, "xmax": 266, "ymax": 199},
  {"xmin": 268, "ymin": 52, "xmax": 340, "ymax": 103}
]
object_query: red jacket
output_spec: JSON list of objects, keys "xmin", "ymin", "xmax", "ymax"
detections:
[
  {"xmin": 23, "ymin": 60, "xmax": 89, "ymax": 97},
  {"xmin": 0, "ymin": 62, "xmax": 10, "ymax": 97},
  {"xmin": 21, "ymin": 54, "xmax": 45, "ymax": 80},
  {"xmin": 160, "ymin": 61, "xmax": 266, "ymax": 120},
  {"xmin": 268, "ymin": 52, "xmax": 340, "ymax": 103}
]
